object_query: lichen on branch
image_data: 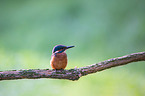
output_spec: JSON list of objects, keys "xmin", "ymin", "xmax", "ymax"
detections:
[{"xmin": 0, "ymin": 52, "xmax": 145, "ymax": 81}]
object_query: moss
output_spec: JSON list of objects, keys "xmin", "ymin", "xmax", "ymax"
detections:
[
  {"xmin": 42, "ymin": 74, "xmax": 46, "ymax": 77},
  {"xmin": 68, "ymin": 69, "xmax": 76, "ymax": 72},
  {"xmin": 0, "ymin": 74, "xmax": 4, "ymax": 77},
  {"xmin": 83, "ymin": 67, "xmax": 88, "ymax": 69},
  {"xmin": 91, "ymin": 65, "xmax": 95, "ymax": 67},
  {"xmin": 9, "ymin": 74, "xmax": 15, "ymax": 77},
  {"xmin": 19, "ymin": 70, "xmax": 39, "ymax": 76}
]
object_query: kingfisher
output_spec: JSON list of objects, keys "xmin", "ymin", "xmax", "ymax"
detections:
[{"xmin": 50, "ymin": 45, "xmax": 75, "ymax": 70}]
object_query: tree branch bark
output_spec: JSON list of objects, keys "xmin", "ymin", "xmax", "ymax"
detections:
[{"xmin": 0, "ymin": 52, "xmax": 145, "ymax": 81}]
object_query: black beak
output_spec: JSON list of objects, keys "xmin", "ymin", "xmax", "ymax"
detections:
[{"xmin": 66, "ymin": 45, "xmax": 75, "ymax": 49}]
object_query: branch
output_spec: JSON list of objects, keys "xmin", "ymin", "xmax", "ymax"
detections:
[{"xmin": 0, "ymin": 52, "xmax": 145, "ymax": 81}]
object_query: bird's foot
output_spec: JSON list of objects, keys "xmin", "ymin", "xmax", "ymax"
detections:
[{"xmin": 53, "ymin": 69, "xmax": 65, "ymax": 72}]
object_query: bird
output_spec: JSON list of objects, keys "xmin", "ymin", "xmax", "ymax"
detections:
[{"xmin": 50, "ymin": 45, "xmax": 75, "ymax": 70}]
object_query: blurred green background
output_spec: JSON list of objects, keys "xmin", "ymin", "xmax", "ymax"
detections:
[{"xmin": 0, "ymin": 0, "xmax": 145, "ymax": 96}]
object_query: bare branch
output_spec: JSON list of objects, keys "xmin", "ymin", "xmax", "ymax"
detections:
[{"xmin": 0, "ymin": 52, "xmax": 145, "ymax": 81}]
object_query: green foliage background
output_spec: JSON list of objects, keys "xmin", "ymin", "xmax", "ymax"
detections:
[{"xmin": 0, "ymin": 0, "xmax": 145, "ymax": 96}]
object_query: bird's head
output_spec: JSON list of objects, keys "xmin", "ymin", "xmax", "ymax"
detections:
[{"xmin": 52, "ymin": 45, "xmax": 75, "ymax": 53}]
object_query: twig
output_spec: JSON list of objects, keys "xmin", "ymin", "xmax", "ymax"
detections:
[{"xmin": 0, "ymin": 52, "xmax": 145, "ymax": 81}]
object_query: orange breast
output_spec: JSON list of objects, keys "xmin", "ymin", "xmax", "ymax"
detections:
[{"xmin": 50, "ymin": 52, "xmax": 67, "ymax": 69}]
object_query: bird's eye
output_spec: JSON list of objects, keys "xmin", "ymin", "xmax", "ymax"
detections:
[{"xmin": 61, "ymin": 47, "xmax": 65, "ymax": 49}]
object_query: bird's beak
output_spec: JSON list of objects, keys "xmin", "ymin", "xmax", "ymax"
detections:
[{"xmin": 66, "ymin": 46, "xmax": 75, "ymax": 49}]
